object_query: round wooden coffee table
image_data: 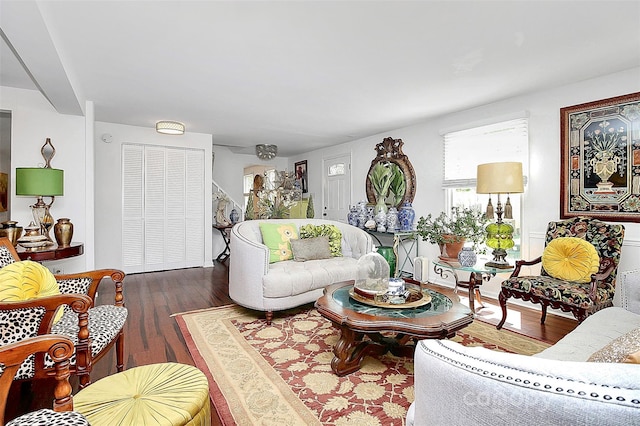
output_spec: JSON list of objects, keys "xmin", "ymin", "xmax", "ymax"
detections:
[{"xmin": 315, "ymin": 278, "xmax": 473, "ymax": 376}]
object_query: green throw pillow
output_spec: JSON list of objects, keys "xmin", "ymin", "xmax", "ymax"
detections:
[
  {"xmin": 259, "ymin": 222, "xmax": 299, "ymax": 263},
  {"xmin": 299, "ymin": 224, "xmax": 342, "ymax": 257}
]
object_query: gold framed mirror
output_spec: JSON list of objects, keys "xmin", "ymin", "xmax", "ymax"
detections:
[{"xmin": 365, "ymin": 137, "xmax": 416, "ymax": 207}]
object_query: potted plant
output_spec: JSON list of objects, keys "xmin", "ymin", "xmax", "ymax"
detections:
[{"xmin": 416, "ymin": 207, "xmax": 488, "ymax": 260}]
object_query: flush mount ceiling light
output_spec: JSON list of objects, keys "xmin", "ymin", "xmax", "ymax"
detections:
[
  {"xmin": 256, "ymin": 144, "xmax": 278, "ymax": 160},
  {"xmin": 156, "ymin": 120, "xmax": 185, "ymax": 135}
]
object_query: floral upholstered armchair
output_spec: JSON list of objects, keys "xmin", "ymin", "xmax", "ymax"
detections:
[{"xmin": 497, "ymin": 216, "xmax": 625, "ymax": 329}]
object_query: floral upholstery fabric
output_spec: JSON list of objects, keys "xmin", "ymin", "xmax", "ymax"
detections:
[
  {"xmin": 6, "ymin": 409, "xmax": 90, "ymax": 426},
  {"xmin": 503, "ymin": 216, "xmax": 625, "ymax": 309}
]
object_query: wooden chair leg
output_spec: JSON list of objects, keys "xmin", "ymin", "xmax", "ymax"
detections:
[
  {"xmin": 496, "ymin": 290, "xmax": 508, "ymax": 330},
  {"xmin": 116, "ymin": 329, "xmax": 125, "ymax": 372},
  {"xmin": 265, "ymin": 311, "xmax": 273, "ymax": 325},
  {"xmin": 540, "ymin": 304, "xmax": 548, "ymax": 324}
]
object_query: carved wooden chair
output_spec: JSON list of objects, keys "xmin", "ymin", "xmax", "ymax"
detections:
[
  {"xmin": 497, "ymin": 216, "xmax": 625, "ymax": 329},
  {"xmin": 0, "ymin": 334, "xmax": 90, "ymax": 425},
  {"xmin": 0, "ymin": 237, "xmax": 127, "ymax": 388}
]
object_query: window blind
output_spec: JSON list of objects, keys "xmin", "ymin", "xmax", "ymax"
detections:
[{"xmin": 443, "ymin": 118, "xmax": 529, "ymax": 188}]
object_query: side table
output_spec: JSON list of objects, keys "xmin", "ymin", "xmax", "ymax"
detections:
[
  {"xmin": 367, "ymin": 230, "xmax": 418, "ymax": 277},
  {"xmin": 433, "ymin": 259, "xmax": 514, "ymax": 313},
  {"xmin": 17, "ymin": 242, "xmax": 84, "ymax": 262},
  {"xmin": 213, "ymin": 224, "xmax": 233, "ymax": 262}
]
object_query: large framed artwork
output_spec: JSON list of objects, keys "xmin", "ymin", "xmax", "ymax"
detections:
[{"xmin": 561, "ymin": 92, "xmax": 640, "ymax": 223}]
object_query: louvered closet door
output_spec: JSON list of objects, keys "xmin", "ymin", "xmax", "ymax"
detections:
[
  {"xmin": 185, "ymin": 149, "xmax": 205, "ymax": 267},
  {"xmin": 144, "ymin": 146, "xmax": 167, "ymax": 271},
  {"xmin": 165, "ymin": 148, "xmax": 186, "ymax": 269},
  {"xmin": 122, "ymin": 144, "xmax": 145, "ymax": 273},
  {"xmin": 122, "ymin": 144, "xmax": 205, "ymax": 273}
]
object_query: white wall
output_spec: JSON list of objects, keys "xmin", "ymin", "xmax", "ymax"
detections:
[
  {"xmin": 0, "ymin": 86, "xmax": 88, "ymax": 273},
  {"xmin": 94, "ymin": 122, "xmax": 214, "ymax": 269},
  {"xmin": 290, "ymin": 67, "xmax": 640, "ymax": 305}
]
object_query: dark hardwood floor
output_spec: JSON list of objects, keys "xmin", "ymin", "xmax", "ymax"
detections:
[{"xmin": 7, "ymin": 261, "xmax": 578, "ymax": 423}]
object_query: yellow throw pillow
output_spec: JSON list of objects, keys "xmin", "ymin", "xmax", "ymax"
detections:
[
  {"xmin": 259, "ymin": 223, "xmax": 298, "ymax": 263},
  {"xmin": 541, "ymin": 237, "xmax": 599, "ymax": 283},
  {"xmin": 0, "ymin": 260, "xmax": 63, "ymax": 322}
]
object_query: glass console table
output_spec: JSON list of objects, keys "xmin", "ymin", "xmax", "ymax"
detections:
[
  {"xmin": 432, "ymin": 259, "xmax": 514, "ymax": 313},
  {"xmin": 367, "ymin": 230, "xmax": 418, "ymax": 278}
]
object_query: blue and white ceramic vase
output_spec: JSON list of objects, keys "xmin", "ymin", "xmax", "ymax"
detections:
[
  {"xmin": 229, "ymin": 208, "xmax": 240, "ymax": 224},
  {"xmin": 457, "ymin": 247, "xmax": 477, "ymax": 267},
  {"xmin": 398, "ymin": 202, "xmax": 415, "ymax": 231},
  {"xmin": 375, "ymin": 210, "xmax": 387, "ymax": 232},
  {"xmin": 366, "ymin": 205, "xmax": 375, "ymax": 222},
  {"xmin": 386, "ymin": 207, "xmax": 399, "ymax": 233},
  {"xmin": 356, "ymin": 201, "xmax": 368, "ymax": 229},
  {"xmin": 347, "ymin": 206, "xmax": 359, "ymax": 226}
]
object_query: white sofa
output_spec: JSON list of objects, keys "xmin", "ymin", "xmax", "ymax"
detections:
[
  {"xmin": 229, "ymin": 219, "xmax": 373, "ymax": 323},
  {"xmin": 407, "ymin": 269, "xmax": 640, "ymax": 425}
]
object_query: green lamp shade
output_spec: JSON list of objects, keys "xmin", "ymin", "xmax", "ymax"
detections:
[
  {"xmin": 16, "ymin": 168, "xmax": 64, "ymax": 196},
  {"xmin": 485, "ymin": 222, "xmax": 515, "ymax": 250}
]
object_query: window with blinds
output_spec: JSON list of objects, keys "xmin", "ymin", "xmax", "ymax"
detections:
[{"xmin": 443, "ymin": 118, "xmax": 529, "ymax": 188}]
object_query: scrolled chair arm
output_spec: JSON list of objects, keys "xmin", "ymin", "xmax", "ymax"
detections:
[
  {"xmin": 55, "ymin": 269, "xmax": 126, "ymax": 308},
  {"xmin": 0, "ymin": 335, "xmax": 75, "ymax": 421},
  {"xmin": 511, "ymin": 256, "xmax": 542, "ymax": 278}
]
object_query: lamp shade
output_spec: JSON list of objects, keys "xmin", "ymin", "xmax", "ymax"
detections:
[
  {"xmin": 476, "ymin": 162, "xmax": 524, "ymax": 194},
  {"xmin": 16, "ymin": 168, "xmax": 64, "ymax": 196}
]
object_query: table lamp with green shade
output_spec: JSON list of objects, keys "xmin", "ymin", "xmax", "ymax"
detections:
[
  {"xmin": 476, "ymin": 161, "xmax": 524, "ymax": 269},
  {"xmin": 15, "ymin": 167, "xmax": 64, "ymax": 241}
]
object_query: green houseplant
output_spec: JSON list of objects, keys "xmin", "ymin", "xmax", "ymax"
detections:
[{"xmin": 416, "ymin": 207, "xmax": 488, "ymax": 259}]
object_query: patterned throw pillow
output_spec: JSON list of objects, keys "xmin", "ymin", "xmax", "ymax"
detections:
[
  {"xmin": 0, "ymin": 260, "xmax": 63, "ymax": 322},
  {"xmin": 541, "ymin": 237, "xmax": 599, "ymax": 283},
  {"xmin": 259, "ymin": 223, "xmax": 298, "ymax": 263},
  {"xmin": 587, "ymin": 327, "xmax": 640, "ymax": 363},
  {"xmin": 290, "ymin": 236, "xmax": 332, "ymax": 261},
  {"xmin": 299, "ymin": 224, "xmax": 342, "ymax": 257}
]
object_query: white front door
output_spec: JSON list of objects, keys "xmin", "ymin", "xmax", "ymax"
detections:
[{"xmin": 322, "ymin": 153, "xmax": 351, "ymax": 222}]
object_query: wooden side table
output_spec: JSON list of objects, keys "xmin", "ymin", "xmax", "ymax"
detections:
[{"xmin": 16, "ymin": 242, "xmax": 84, "ymax": 262}]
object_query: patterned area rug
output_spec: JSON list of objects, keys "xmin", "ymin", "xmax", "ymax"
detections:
[{"xmin": 174, "ymin": 304, "xmax": 549, "ymax": 426}]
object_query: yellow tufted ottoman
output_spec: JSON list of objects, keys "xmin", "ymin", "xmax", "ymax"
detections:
[{"xmin": 74, "ymin": 363, "xmax": 211, "ymax": 426}]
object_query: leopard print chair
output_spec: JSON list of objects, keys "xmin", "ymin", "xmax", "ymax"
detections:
[
  {"xmin": 0, "ymin": 334, "xmax": 90, "ymax": 425},
  {"xmin": 0, "ymin": 237, "xmax": 128, "ymax": 388}
]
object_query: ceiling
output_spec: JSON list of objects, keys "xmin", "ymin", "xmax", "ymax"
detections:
[{"xmin": 1, "ymin": 1, "xmax": 639, "ymax": 157}]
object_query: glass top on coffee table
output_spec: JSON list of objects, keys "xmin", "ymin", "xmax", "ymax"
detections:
[{"xmin": 332, "ymin": 284, "xmax": 453, "ymax": 319}]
